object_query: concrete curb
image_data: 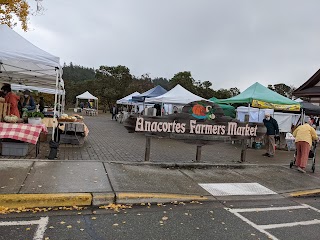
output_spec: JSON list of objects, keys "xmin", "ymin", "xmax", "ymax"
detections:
[
  {"xmin": 0, "ymin": 192, "xmax": 211, "ymax": 209},
  {"xmin": 115, "ymin": 192, "xmax": 211, "ymax": 204},
  {"xmin": 107, "ymin": 161, "xmax": 288, "ymax": 168},
  {"xmin": 288, "ymin": 189, "xmax": 320, "ymax": 198},
  {"xmin": 0, "ymin": 193, "xmax": 92, "ymax": 209},
  {"xmin": 0, "ymin": 159, "xmax": 289, "ymax": 168}
]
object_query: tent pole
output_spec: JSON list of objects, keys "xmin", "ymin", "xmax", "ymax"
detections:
[
  {"xmin": 161, "ymin": 102, "xmax": 164, "ymax": 116},
  {"xmin": 52, "ymin": 70, "xmax": 59, "ymax": 141}
]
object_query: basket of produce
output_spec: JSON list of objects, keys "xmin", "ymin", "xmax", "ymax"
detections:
[
  {"xmin": 4, "ymin": 115, "xmax": 19, "ymax": 123},
  {"xmin": 58, "ymin": 114, "xmax": 78, "ymax": 122},
  {"xmin": 72, "ymin": 114, "xmax": 84, "ymax": 121}
]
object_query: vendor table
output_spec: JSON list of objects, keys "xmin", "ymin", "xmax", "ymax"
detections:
[
  {"xmin": 42, "ymin": 117, "xmax": 58, "ymax": 128},
  {"xmin": 84, "ymin": 109, "xmax": 98, "ymax": 116},
  {"xmin": 0, "ymin": 123, "xmax": 48, "ymax": 156},
  {"xmin": 58, "ymin": 122, "xmax": 89, "ymax": 145}
]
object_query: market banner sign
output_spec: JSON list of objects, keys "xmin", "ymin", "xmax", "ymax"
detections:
[
  {"xmin": 252, "ymin": 100, "xmax": 300, "ymax": 111},
  {"xmin": 124, "ymin": 101, "xmax": 265, "ymax": 141}
]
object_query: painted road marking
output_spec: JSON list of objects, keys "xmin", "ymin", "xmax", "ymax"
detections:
[
  {"xmin": 199, "ymin": 183, "xmax": 277, "ymax": 196},
  {"xmin": 226, "ymin": 204, "xmax": 320, "ymax": 240},
  {"xmin": 0, "ymin": 217, "xmax": 49, "ymax": 240}
]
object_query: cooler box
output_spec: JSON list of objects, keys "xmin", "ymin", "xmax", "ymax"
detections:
[{"xmin": 1, "ymin": 142, "xmax": 29, "ymax": 156}]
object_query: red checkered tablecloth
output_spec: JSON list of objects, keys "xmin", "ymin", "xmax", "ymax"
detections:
[{"xmin": 0, "ymin": 123, "xmax": 48, "ymax": 145}]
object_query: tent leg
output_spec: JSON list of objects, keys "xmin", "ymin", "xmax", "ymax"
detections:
[
  {"xmin": 195, "ymin": 146, "xmax": 202, "ymax": 162},
  {"xmin": 240, "ymin": 139, "xmax": 247, "ymax": 162},
  {"xmin": 144, "ymin": 136, "xmax": 151, "ymax": 162}
]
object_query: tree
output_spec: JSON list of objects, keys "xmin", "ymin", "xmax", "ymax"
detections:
[
  {"xmin": 229, "ymin": 87, "xmax": 240, "ymax": 97},
  {"xmin": 152, "ymin": 77, "xmax": 169, "ymax": 90},
  {"xmin": 0, "ymin": 0, "xmax": 43, "ymax": 31},
  {"xmin": 268, "ymin": 83, "xmax": 295, "ymax": 98},
  {"xmin": 96, "ymin": 65, "xmax": 134, "ymax": 111},
  {"xmin": 169, "ymin": 71, "xmax": 195, "ymax": 91}
]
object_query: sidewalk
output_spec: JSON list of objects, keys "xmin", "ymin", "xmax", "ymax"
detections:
[
  {"xmin": 0, "ymin": 160, "xmax": 319, "ymax": 209},
  {"xmin": 0, "ymin": 113, "xmax": 319, "ymax": 209}
]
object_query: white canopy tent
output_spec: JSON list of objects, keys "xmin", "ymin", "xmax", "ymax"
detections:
[
  {"xmin": 116, "ymin": 92, "xmax": 140, "ymax": 105},
  {"xmin": 145, "ymin": 84, "xmax": 206, "ymax": 104},
  {"xmin": 76, "ymin": 91, "xmax": 98, "ymax": 110},
  {"xmin": 0, "ymin": 24, "xmax": 63, "ymax": 140},
  {"xmin": 0, "ymin": 25, "xmax": 63, "ymax": 89},
  {"xmin": 11, "ymin": 83, "xmax": 65, "ymax": 95}
]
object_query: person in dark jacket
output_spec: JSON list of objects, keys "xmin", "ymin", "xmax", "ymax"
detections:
[
  {"xmin": 262, "ymin": 113, "xmax": 279, "ymax": 157},
  {"xmin": 39, "ymin": 97, "xmax": 45, "ymax": 113},
  {"xmin": 110, "ymin": 105, "xmax": 118, "ymax": 120}
]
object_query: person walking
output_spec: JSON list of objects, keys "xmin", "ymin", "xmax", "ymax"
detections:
[
  {"xmin": 110, "ymin": 105, "xmax": 118, "ymax": 120},
  {"xmin": 262, "ymin": 113, "xmax": 279, "ymax": 157},
  {"xmin": 293, "ymin": 118, "xmax": 318, "ymax": 173}
]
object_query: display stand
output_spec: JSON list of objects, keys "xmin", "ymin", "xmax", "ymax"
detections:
[{"xmin": 59, "ymin": 122, "xmax": 86, "ymax": 145}]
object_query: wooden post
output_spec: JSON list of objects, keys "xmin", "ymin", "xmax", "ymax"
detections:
[
  {"xmin": 196, "ymin": 145, "xmax": 202, "ymax": 162},
  {"xmin": 144, "ymin": 136, "xmax": 151, "ymax": 162},
  {"xmin": 240, "ymin": 139, "xmax": 247, "ymax": 162}
]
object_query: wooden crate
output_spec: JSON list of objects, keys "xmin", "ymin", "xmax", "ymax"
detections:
[{"xmin": 0, "ymin": 103, "xmax": 11, "ymax": 121}]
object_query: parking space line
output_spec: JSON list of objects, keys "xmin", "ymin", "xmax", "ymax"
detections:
[
  {"xmin": 229, "ymin": 205, "xmax": 309, "ymax": 213},
  {"xmin": 227, "ymin": 209, "xmax": 279, "ymax": 240},
  {"xmin": 301, "ymin": 203, "xmax": 320, "ymax": 213},
  {"xmin": 226, "ymin": 204, "xmax": 320, "ymax": 240},
  {"xmin": 0, "ymin": 217, "xmax": 49, "ymax": 240},
  {"xmin": 260, "ymin": 219, "xmax": 320, "ymax": 230}
]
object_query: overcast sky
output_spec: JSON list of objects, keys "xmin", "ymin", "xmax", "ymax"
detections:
[{"xmin": 14, "ymin": 0, "xmax": 320, "ymax": 91}]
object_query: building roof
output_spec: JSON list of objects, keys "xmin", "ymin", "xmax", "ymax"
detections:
[{"xmin": 293, "ymin": 69, "xmax": 320, "ymax": 97}]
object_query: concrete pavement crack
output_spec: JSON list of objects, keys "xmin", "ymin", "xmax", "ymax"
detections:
[
  {"xmin": 103, "ymin": 163, "xmax": 117, "ymax": 203},
  {"xmin": 18, "ymin": 161, "xmax": 35, "ymax": 193}
]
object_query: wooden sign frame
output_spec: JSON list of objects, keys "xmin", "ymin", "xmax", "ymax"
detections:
[{"xmin": 124, "ymin": 101, "xmax": 266, "ymax": 162}]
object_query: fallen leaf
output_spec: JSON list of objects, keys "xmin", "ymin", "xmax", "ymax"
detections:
[
  {"xmin": 67, "ymin": 225, "xmax": 72, "ymax": 229},
  {"xmin": 210, "ymin": 211, "xmax": 214, "ymax": 214},
  {"xmin": 91, "ymin": 217, "xmax": 97, "ymax": 220},
  {"xmin": 222, "ymin": 222, "xmax": 225, "ymax": 225},
  {"xmin": 141, "ymin": 203, "xmax": 146, "ymax": 206},
  {"xmin": 159, "ymin": 221, "xmax": 164, "ymax": 224},
  {"xmin": 45, "ymin": 237, "xmax": 50, "ymax": 240},
  {"xmin": 137, "ymin": 213, "xmax": 141, "ymax": 216},
  {"xmin": 251, "ymin": 233, "xmax": 255, "ymax": 236},
  {"xmin": 80, "ymin": 229, "xmax": 84, "ymax": 231},
  {"xmin": 93, "ymin": 211, "xmax": 97, "ymax": 214},
  {"xmin": 122, "ymin": 221, "xmax": 126, "ymax": 224},
  {"xmin": 26, "ymin": 228, "xmax": 31, "ymax": 231},
  {"xmin": 77, "ymin": 221, "xmax": 81, "ymax": 224},
  {"xmin": 162, "ymin": 216, "xmax": 168, "ymax": 221},
  {"xmin": 113, "ymin": 223, "xmax": 119, "ymax": 227},
  {"xmin": 49, "ymin": 226, "xmax": 54, "ymax": 229},
  {"xmin": 60, "ymin": 221, "xmax": 66, "ymax": 225}
]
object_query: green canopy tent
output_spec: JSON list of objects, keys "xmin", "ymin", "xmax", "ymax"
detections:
[
  {"xmin": 217, "ymin": 82, "xmax": 300, "ymax": 111},
  {"xmin": 209, "ymin": 97, "xmax": 236, "ymax": 118}
]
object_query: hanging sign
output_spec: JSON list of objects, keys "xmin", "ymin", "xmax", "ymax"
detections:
[{"xmin": 252, "ymin": 100, "xmax": 300, "ymax": 111}]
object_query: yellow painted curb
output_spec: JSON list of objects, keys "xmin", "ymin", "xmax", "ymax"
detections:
[
  {"xmin": 117, "ymin": 192, "xmax": 208, "ymax": 201},
  {"xmin": 92, "ymin": 193, "xmax": 115, "ymax": 206},
  {"xmin": 0, "ymin": 193, "xmax": 92, "ymax": 209},
  {"xmin": 290, "ymin": 189, "xmax": 320, "ymax": 197}
]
